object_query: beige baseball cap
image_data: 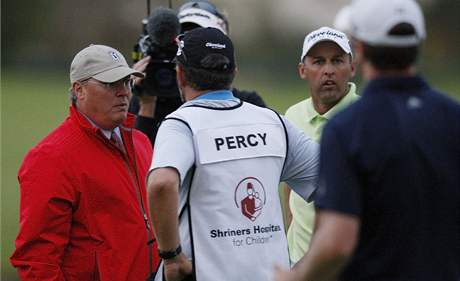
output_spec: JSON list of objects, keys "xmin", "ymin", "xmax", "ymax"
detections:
[{"xmin": 70, "ymin": 44, "xmax": 144, "ymax": 83}]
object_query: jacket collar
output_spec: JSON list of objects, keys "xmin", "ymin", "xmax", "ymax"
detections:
[{"xmin": 69, "ymin": 105, "xmax": 136, "ymax": 135}]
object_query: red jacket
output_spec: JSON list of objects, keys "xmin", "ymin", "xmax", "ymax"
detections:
[{"xmin": 11, "ymin": 106, "xmax": 160, "ymax": 281}]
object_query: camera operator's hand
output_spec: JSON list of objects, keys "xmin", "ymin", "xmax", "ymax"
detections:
[
  {"xmin": 163, "ymin": 253, "xmax": 193, "ymax": 281},
  {"xmin": 132, "ymin": 56, "xmax": 158, "ymax": 118},
  {"xmin": 132, "ymin": 56, "xmax": 151, "ymax": 86}
]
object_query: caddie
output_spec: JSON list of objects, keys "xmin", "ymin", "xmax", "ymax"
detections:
[{"xmin": 147, "ymin": 27, "xmax": 320, "ymax": 281}]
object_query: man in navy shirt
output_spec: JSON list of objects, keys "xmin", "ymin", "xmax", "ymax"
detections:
[{"xmin": 274, "ymin": 0, "xmax": 460, "ymax": 281}]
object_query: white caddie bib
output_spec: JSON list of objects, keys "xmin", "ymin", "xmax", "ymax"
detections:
[{"xmin": 156, "ymin": 101, "xmax": 290, "ymax": 281}]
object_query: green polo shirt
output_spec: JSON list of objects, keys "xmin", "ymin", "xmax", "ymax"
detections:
[{"xmin": 285, "ymin": 82, "xmax": 359, "ymax": 263}]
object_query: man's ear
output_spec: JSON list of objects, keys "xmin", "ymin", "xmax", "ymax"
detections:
[
  {"xmin": 176, "ymin": 65, "xmax": 186, "ymax": 89},
  {"xmin": 298, "ymin": 62, "xmax": 308, "ymax": 80},
  {"xmin": 72, "ymin": 81, "xmax": 85, "ymax": 101}
]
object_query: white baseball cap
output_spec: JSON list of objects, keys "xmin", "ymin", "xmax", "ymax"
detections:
[
  {"xmin": 70, "ymin": 44, "xmax": 143, "ymax": 83},
  {"xmin": 300, "ymin": 26, "xmax": 352, "ymax": 62},
  {"xmin": 333, "ymin": 5, "xmax": 352, "ymax": 34},
  {"xmin": 178, "ymin": 7, "xmax": 227, "ymax": 34},
  {"xmin": 349, "ymin": 0, "xmax": 426, "ymax": 47}
]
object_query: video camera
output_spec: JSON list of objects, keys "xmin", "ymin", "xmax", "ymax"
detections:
[{"xmin": 132, "ymin": 7, "xmax": 180, "ymax": 97}]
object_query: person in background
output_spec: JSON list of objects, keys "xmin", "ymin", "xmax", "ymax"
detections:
[
  {"xmin": 10, "ymin": 44, "xmax": 159, "ymax": 281},
  {"xmin": 283, "ymin": 26, "xmax": 358, "ymax": 264},
  {"xmin": 130, "ymin": 0, "xmax": 266, "ymax": 145},
  {"xmin": 274, "ymin": 0, "xmax": 460, "ymax": 280}
]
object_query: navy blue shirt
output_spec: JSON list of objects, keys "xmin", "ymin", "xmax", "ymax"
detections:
[{"xmin": 315, "ymin": 75, "xmax": 460, "ymax": 281}]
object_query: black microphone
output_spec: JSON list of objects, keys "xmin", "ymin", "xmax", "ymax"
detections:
[
  {"xmin": 137, "ymin": 6, "xmax": 181, "ymax": 98},
  {"xmin": 146, "ymin": 7, "xmax": 180, "ymax": 47}
]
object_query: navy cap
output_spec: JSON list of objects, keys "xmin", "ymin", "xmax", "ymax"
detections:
[{"xmin": 175, "ymin": 27, "xmax": 235, "ymax": 72}]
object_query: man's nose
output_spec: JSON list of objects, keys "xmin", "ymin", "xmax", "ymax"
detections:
[{"xmin": 323, "ymin": 62, "xmax": 335, "ymax": 76}]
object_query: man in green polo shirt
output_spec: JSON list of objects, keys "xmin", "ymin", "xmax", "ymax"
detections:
[{"xmin": 284, "ymin": 26, "xmax": 359, "ymax": 263}]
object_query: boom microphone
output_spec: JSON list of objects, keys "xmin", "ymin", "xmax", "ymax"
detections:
[
  {"xmin": 132, "ymin": 6, "xmax": 181, "ymax": 97},
  {"xmin": 146, "ymin": 7, "xmax": 180, "ymax": 47}
]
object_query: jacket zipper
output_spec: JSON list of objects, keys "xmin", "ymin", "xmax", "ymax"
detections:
[
  {"xmin": 110, "ymin": 137, "xmax": 154, "ymax": 275},
  {"xmin": 123, "ymin": 156, "xmax": 155, "ymax": 275}
]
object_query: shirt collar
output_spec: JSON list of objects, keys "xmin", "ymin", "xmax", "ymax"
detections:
[
  {"xmin": 306, "ymin": 82, "xmax": 359, "ymax": 123},
  {"xmin": 193, "ymin": 90, "xmax": 236, "ymax": 101},
  {"xmin": 362, "ymin": 75, "xmax": 429, "ymax": 97}
]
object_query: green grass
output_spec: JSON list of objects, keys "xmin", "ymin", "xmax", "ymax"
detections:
[
  {"xmin": 1, "ymin": 69, "xmax": 459, "ymax": 280},
  {"xmin": 1, "ymin": 70, "xmax": 69, "ymax": 280}
]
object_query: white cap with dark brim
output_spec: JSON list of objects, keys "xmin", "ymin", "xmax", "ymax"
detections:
[
  {"xmin": 349, "ymin": 0, "xmax": 426, "ymax": 47},
  {"xmin": 70, "ymin": 44, "xmax": 144, "ymax": 83}
]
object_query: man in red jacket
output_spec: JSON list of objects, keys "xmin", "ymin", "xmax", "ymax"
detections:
[{"xmin": 11, "ymin": 44, "xmax": 160, "ymax": 281}]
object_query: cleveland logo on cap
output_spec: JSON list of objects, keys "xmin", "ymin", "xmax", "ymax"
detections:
[
  {"xmin": 205, "ymin": 42, "xmax": 226, "ymax": 49},
  {"xmin": 307, "ymin": 30, "xmax": 345, "ymax": 43}
]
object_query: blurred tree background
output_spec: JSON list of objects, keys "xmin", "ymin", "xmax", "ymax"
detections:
[
  {"xmin": 3, "ymin": 0, "xmax": 460, "ymax": 83},
  {"xmin": 1, "ymin": 0, "xmax": 459, "ymax": 279}
]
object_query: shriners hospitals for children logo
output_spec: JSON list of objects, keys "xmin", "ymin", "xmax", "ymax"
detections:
[{"xmin": 234, "ymin": 177, "xmax": 266, "ymax": 221}]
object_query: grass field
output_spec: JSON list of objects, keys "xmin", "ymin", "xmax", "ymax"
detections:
[
  {"xmin": 2, "ymin": 70, "xmax": 69, "ymax": 279},
  {"xmin": 1, "ymin": 69, "xmax": 459, "ymax": 279}
]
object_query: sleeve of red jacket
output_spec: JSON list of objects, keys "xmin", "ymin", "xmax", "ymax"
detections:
[{"xmin": 11, "ymin": 147, "xmax": 76, "ymax": 281}]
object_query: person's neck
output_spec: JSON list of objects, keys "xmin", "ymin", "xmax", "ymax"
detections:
[
  {"xmin": 362, "ymin": 62, "xmax": 417, "ymax": 81},
  {"xmin": 313, "ymin": 101, "xmax": 336, "ymax": 115},
  {"xmin": 75, "ymin": 104, "xmax": 117, "ymax": 131},
  {"xmin": 184, "ymin": 88, "xmax": 218, "ymax": 101}
]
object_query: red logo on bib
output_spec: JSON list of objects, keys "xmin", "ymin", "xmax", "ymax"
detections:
[{"xmin": 234, "ymin": 177, "xmax": 266, "ymax": 221}]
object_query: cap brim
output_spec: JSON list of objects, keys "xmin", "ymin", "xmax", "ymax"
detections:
[
  {"xmin": 178, "ymin": 8, "xmax": 226, "ymax": 34},
  {"xmin": 301, "ymin": 38, "xmax": 352, "ymax": 61},
  {"xmin": 180, "ymin": 17, "xmax": 226, "ymax": 34},
  {"xmin": 92, "ymin": 66, "xmax": 144, "ymax": 83}
]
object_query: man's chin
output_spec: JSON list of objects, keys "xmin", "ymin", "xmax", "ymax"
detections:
[
  {"xmin": 113, "ymin": 114, "xmax": 128, "ymax": 125},
  {"xmin": 319, "ymin": 92, "xmax": 340, "ymax": 103}
]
